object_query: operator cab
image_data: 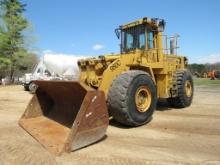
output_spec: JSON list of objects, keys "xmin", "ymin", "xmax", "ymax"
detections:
[{"xmin": 115, "ymin": 17, "xmax": 165, "ymax": 53}]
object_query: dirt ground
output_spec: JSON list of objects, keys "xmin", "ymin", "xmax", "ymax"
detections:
[{"xmin": 0, "ymin": 84, "xmax": 220, "ymax": 165}]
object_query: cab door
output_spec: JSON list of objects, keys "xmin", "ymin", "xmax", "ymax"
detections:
[{"xmin": 145, "ymin": 31, "xmax": 159, "ymax": 63}]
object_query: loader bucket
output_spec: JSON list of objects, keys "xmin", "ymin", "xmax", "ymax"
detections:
[{"xmin": 19, "ymin": 80, "xmax": 109, "ymax": 156}]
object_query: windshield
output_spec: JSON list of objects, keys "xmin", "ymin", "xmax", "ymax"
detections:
[{"xmin": 121, "ymin": 25, "xmax": 146, "ymax": 52}]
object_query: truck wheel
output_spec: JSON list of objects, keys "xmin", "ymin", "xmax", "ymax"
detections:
[
  {"xmin": 24, "ymin": 84, "xmax": 29, "ymax": 91},
  {"xmin": 168, "ymin": 70, "xmax": 194, "ymax": 108},
  {"xmin": 107, "ymin": 70, "xmax": 157, "ymax": 126},
  {"xmin": 29, "ymin": 82, "xmax": 38, "ymax": 93}
]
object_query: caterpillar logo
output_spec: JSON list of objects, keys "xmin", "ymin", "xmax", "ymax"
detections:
[{"xmin": 110, "ymin": 61, "xmax": 121, "ymax": 71}]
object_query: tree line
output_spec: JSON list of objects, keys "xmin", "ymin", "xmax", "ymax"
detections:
[
  {"xmin": 0, "ymin": 0, "xmax": 38, "ymax": 82},
  {"xmin": 188, "ymin": 63, "xmax": 220, "ymax": 76}
]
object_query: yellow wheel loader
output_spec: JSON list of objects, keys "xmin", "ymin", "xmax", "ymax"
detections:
[{"xmin": 19, "ymin": 17, "xmax": 194, "ymax": 155}]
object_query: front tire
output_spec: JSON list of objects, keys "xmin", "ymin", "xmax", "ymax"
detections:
[{"xmin": 108, "ymin": 70, "xmax": 157, "ymax": 126}]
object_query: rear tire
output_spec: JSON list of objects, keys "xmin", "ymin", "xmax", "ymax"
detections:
[
  {"xmin": 168, "ymin": 70, "xmax": 194, "ymax": 108},
  {"xmin": 107, "ymin": 70, "xmax": 157, "ymax": 126}
]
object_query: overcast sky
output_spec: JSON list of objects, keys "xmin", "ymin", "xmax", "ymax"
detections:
[{"xmin": 22, "ymin": 0, "xmax": 220, "ymax": 63}]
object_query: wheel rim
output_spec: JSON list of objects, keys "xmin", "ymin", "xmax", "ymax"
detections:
[
  {"xmin": 135, "ymin": 86, "xmax": 152, "ymax": 113},
  {"xmin": 185, "ymin": 80, "xmax": 192, "ymax": 97},
  {"xmin": 29, "ymin": 83, "xmax": 37, "ymax": 92}
]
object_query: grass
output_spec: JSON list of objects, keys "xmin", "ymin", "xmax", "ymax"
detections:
[{"xmin": 193, "ymin": 78, "xmax": 220, "ymax": 86}]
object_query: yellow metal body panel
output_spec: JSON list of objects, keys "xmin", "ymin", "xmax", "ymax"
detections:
[{"xmin": 79, "ymin": 53, "xmax": 186, "ymax": 99}]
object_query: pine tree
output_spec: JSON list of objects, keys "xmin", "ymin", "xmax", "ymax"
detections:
[{"xmin": 0, "ymin": 0, "xmax": 28, "ymax": 81}]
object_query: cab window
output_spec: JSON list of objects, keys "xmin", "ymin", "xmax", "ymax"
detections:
[
  {"xmin": 148, "ymin": 32, "xmax": 154, "ymax": 49},
  {"xmin": 139, "ymin": 33, "xmax": 145, "ymax": 49},
  {"xmin": 126, "ymin": 33, "xmax": 134, "ymax": 49},
  {"xmin": 122, "ymin": 25, "xmax": 146, "ymax": 52}
]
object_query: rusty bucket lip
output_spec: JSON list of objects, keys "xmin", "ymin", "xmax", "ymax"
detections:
[
  {"xmin": 19, "ymin": 116, "xmax": 70, "ymax": 156},
  {"xmin": 33, "ymin": 80, "xmax": 94, "ymax": 91},
  {"xmin": 33, "ymin": 80, "xmax": 78, "ymax": 84}
]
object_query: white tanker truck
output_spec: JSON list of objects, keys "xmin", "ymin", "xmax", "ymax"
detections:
[{"xmin": 22, "ymin": 54, "xmax": 84, "ymax": 92}]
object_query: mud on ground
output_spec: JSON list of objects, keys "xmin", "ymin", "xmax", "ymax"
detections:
[{"xmin": 0, "ymin": 85, "xmax": 220, "ymax": 165}]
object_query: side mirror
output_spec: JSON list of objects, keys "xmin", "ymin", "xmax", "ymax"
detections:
[
  {"xmin": 115, "ymin": 28, "xmax": 120, "ymax": 39},
  {"xmin": 158, "ymin": 20, "xmax": 165, "ymax": 32}
]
